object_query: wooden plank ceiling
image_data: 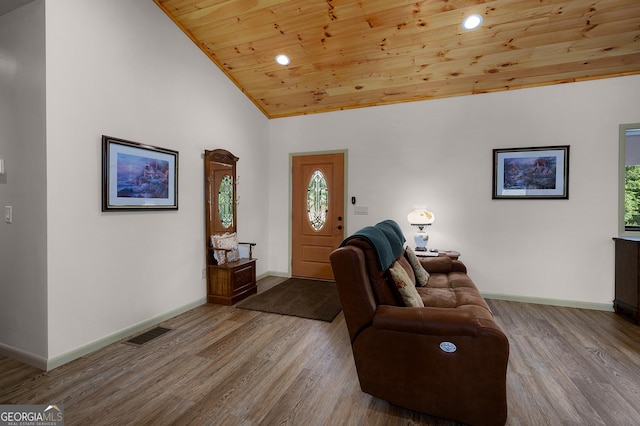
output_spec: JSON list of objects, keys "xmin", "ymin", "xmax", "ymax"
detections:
[{"xmin": 154, "ymin": 0, "xmax": 640, "ymax": 119}]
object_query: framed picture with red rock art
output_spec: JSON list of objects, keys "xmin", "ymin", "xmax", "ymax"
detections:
[
  {"xmin": 102, "ymin": 135, "xmax": 178, "ymax": 211},
  {"xmin": 493, "ymin": 145, "xmax": 569, "ymax": 200}
]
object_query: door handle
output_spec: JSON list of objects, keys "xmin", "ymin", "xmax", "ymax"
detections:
[{"xmin": 337, "ymin": 225, "xmax": 343, "ymax": 230}]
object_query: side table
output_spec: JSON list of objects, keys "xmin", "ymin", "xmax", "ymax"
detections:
[{"xmin": 414, "ymin": 250, "xmax": 460, "ymax": 260}]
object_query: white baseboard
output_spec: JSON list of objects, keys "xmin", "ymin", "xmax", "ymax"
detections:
[
  {"xmin": 0, "ymin": 343, "xmax": 48, "ymax": 370},
  {"xmin": 43, "ymin": 297, "xmax": 206, "ymax": 371},
  {"xmin": 482, "ymin": 292, "xmax": 614, "ymax": 312},
  {"xmin": 258, "ymin": 271, "xmax": 289, "ymax": 280}
]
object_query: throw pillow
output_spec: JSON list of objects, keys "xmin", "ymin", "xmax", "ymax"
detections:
[
  {"xmin": 405, "ymin": 247, "xmax": 430, "ymax": 286},
  {"xmin": 211, "ymin": 233, "xmax": 240, "ymax": 264},
  {"xmin": 389, "ymin": 261, "xmax": 424, "ymax": 307}
]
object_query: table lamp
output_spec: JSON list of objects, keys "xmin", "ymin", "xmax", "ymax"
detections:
[{"xmin": 407, "ymin": 207, "xmax": 435, "ymax": 251}]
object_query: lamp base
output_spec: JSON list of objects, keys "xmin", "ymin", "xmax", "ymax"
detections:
[{"xmin": 414, "ymin": 232, "xmax": 429, "ymax": 251}]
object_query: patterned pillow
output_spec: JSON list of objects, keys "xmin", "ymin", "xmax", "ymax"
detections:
[
  {"xmin": 211, "ymin": 233, "xmax": 240, "ymax": 264},
  {"xmin": 389, "ymin": 261, "xmax": 424, "ymax": 307},
  {"xmin": 405, "ymin": 247, "xmax": 430, "ymax": 287}
]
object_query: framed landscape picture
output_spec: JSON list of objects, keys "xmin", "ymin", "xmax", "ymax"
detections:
[
  {"xmin": 102, "ymin": 135, "xmax": 178, "ymax": 211},
  {"xmin": 493, "ymin": 145, "xmax": 569, "ymax": 200}
]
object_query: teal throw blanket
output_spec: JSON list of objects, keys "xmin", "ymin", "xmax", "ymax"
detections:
[{"xmin": 340, "ymin": 220, "xmax": 406, "ymax": 270}]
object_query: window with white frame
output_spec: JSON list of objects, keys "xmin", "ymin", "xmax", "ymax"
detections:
[{"xmin": 620, "ymin": 123, "xmax": 640, "ymax": 235}]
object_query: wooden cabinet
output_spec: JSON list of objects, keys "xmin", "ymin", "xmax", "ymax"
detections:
[
  {"xmin": 207, "ymin": 258, "xmax": 256, "ymax": 305},
  {"xmin": 613, "ymin": 237, "xmax": 640, "ymax": 324}
]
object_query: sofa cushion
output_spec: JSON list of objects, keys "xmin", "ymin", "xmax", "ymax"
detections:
[
  {"xmin": 404, "ymin": 247, "xmax": 430, "ymax": 286},
  {"xmin": 346, "ymin": 238, "xmax": 403, "ymax": 306},
  {"xmin": 389, "ymin": 261, "xmax": 424, "ymax": 307},
  {"xmin": 419, "ymin": 255, "xmax": 454, "ymax": 273},
  {"xmin": 417, "ymin": 272, "xmax": 492, "ymax": 314}
]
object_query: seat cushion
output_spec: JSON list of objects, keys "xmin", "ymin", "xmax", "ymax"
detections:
[{"xmin": 417, "ymin": 272, "xmax": 492, "ymax": 314}]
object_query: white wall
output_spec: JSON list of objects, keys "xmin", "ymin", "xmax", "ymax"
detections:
[
  {"xmin": 3, "ymin": 0, "xmax": 639, "ymax": 369},
  {"xmin": 44, "ymin": 0, "xmax": 268, "ymax": 362},
  {"xmin": 0, "ymin": 1, "xmax": 48, "ymax": 364},
  {"xmin": 269, "ymin": 75, "xmax": 640, "ymax": 308}
]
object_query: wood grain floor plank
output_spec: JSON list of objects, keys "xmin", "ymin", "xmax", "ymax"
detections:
[
  {"xmin": 571, "ymin": 378, "xmax": 639, "ymax": 426},
  {"xmin": 233, "ymin": 319, "xmax": 334, "ymax": 423},
  {"xmin": 2, "ymin": 287, "xmax": 640, "ymax": 425}
]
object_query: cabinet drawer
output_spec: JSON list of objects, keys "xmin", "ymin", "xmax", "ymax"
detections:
[{"xmin": 233, "ymin": 264, "xmax": 255, "ymax": 288}]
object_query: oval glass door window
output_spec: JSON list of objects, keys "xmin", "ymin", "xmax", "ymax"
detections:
[
  {"xmin": 307, "ymin": 170, "xmax": 328, "ymax": 231},
  {"xmin": 218, "ymin": 174, "xmax": 233, "ymax": 228}
]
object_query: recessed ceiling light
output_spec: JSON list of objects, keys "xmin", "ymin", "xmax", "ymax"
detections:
[
  {"xmin": 275, "ymin": 54, "xmax": 290, "ymax": 66},
  {"xmin": 462, "ymin": 14, "xmax": 483, "ymax": 30}
]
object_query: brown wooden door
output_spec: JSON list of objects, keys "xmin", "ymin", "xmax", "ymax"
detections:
[{"xmin": 292, "ymin": 153, "xmax": 345, "ymax": 280}]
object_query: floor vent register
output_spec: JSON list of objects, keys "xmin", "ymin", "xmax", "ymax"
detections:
[{"xmin": 124, "ymin": 326, "xmax": 173, "ymax": 347}]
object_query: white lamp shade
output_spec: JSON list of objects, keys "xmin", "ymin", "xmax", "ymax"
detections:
[{"xmin": 407, "ymin": 207, "xmax": 435, "ymax": 226}]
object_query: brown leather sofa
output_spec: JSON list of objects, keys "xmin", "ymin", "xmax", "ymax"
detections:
[{"xmin": 329, "ymin": 220, "xmax": 509, "ymax": 426}]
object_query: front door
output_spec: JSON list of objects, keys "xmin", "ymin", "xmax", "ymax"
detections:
[{"xmin": 291, "ymin": 152, "xmax": 345, "ymax": 280}]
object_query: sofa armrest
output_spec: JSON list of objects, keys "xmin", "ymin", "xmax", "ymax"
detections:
[
  {"xmin": 373, "ymin": 305, "xmax": 480, "ymax": 337},
  {"xmin": 451, "ymin": 259, "xmax": 467, "ymax": 273}
]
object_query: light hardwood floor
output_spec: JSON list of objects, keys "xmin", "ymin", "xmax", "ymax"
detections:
[{"xmin": 2, "ymin": 276, "xmax": 640, "ymax": 425}]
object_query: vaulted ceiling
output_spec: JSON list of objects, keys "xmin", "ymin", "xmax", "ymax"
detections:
[{"xmin": 154, "ymin": 0, "xmax": 640, "ymax": 119}]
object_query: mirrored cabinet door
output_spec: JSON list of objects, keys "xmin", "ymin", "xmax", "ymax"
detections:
[{"xmin": 205, "ymin": 149, "xmax": 237, "ymax": 236}]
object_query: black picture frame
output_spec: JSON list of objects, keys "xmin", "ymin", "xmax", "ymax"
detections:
[
  {"xmin": 493, "ymin": 145, "xmax": 569, "ymax": 200},
  {"xmin": 102, "ymin": 135, "xmax": 178, "ymax": 211}
]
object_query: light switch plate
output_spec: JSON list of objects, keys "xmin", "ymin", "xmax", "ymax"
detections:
[
  {"xmin": 354, "ymin": 206, "xmax": 368, "ymax": 215},
  {"xmin": 0, "ymin": 159, "xmax": 4, "ymax": 174},
  {"xmin": 4, "ymin": 206, "xmax": 12, "ymax": 223}
]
